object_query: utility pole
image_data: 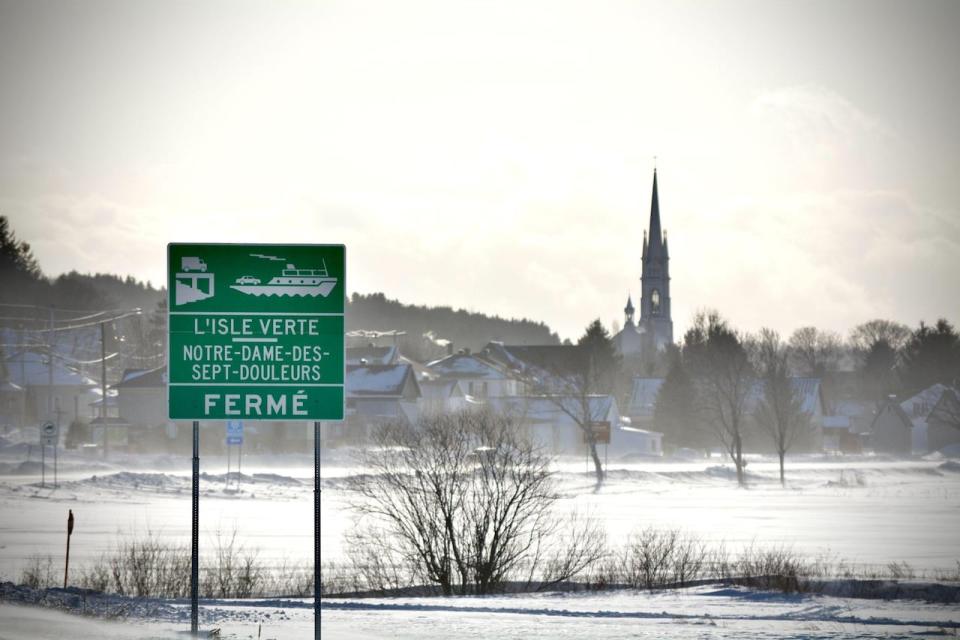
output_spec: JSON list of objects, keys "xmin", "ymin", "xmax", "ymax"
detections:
[
  {"xmin": 47, "ymin": 307, "xmax": 54, "ymax": 425},
  {"xmin": 101, "ymin": 321, "xmax": 108, "ymax": 460}
]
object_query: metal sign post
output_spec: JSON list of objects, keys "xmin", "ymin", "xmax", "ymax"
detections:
[
  {"xmin": 314, "ymin": 421, "xmax": 321, "ymax": 640},
  {"xmin": 167, "ymin": 244, "xmax": 344, "ymax": 638},
  {"xmin": 191, "ymin": 420, "xmax": 199, "ymax": 635},
  {"xmin": 40, "ymin": 422, "xmax": 57, "ymax": 489}
]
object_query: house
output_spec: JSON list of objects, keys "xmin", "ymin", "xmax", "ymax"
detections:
[
  {"xmin": 426, "ymin": 351, "xmax": 526, "ymax": 398},
  {"xmin": 418, "ymin": 379, "xmax": 470, "ymax": 415},
  {"xmin": 899, "ymin": 384, "xmax": 959, "ymax": 454},
  {"xmin": 2, "ymin": 350, "xmax": 100, "ymax": 423},
  {"xmin": 927, "ymin": 388, "xmax": 960, "ymax": 454},
  {"xmin": 324, "ymin": 363, "xmax": 421, "ymax": 447},
  {"xmin": 821, "ymin": 415, "xmax": 864, "ymax": 454},
  {"xmin": 869, "ymin": 397, "xmax": 913, "ymax": 455},
  {"xmin": 0, "ymin": 380, "xmax": 26, "ymax": 429},
  {"xmin": 626, "ymin": 377, "xmax": 665, "ymax": 429},
  {"xmin": 113, "ymin": 366, "xmax": 168, "ymax": 428},
  {"xmin": 487, "ymin": 395, "xmax": 624, "ymax": 455}
]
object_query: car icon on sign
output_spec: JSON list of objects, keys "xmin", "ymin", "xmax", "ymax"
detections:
[{"xmin": 235, "ymin": 275, "xmax": 261, "ymax": 285}]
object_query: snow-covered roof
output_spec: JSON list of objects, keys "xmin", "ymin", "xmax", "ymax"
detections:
[
  {"xmin": 822, "ymin": 415, "xmax": 851, "ymax": 429},
  {"xmin": 346, "ymin": 364, "xmax": 419, "ymax": 398},
  {"xmin": 870, "ymin": 400, "xmax": 913, "ymax": 432},
  {"xmin": 620, "ymin": 425, "xmax": 663, "ymax": 438},
  {"xmin": 481, "ymin": 342, "xmax": 581, "ymax": 377},
  {"xmin": 0, "ymin": 380, "xmax": 23, "ymax": 393},
  {"xmin": 3, "ymin": 350, "xmax": 99, "ymax": 388},
  {"xmin": 746, "ymin": 377, "xmax": 822, "ymax": 415},
  {"xmin": 113, "ymin": 366, "xmax": 167, "ymax": 389},
  {"xmin": 627, "ymin": 378, "xmax": 664, "ymax": 416},
  {"xmin": 900, "ymin": 384, "xmax": 957, "ymax": 422},
  {"xmin": 426, "ymin": 353, "xmax": 514, "ymax": 381}
]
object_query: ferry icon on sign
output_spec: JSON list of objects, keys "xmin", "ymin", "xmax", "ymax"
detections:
[{"xmin": 175, "ymin": 257, "xmax": 215, "ymax": 305}]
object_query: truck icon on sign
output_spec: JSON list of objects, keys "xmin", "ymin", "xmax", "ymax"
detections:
[{"xmin": 181, "ymin": 257, "xmax": 207, "ymax": 272}]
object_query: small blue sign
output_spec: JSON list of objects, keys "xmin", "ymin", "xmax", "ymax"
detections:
[{"xmin": 226, "ymin": 420, "xmax": 243, "ymax": 445}]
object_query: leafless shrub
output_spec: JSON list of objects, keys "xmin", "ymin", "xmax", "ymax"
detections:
[
  {"xmin": 886, "ymin": 560, "xmax": 915, "ymax": 580},
  {"xmin": 349, "ymin": 408, "xmax": 601, "ymax": 595},
  {"xmin": 202, "ymin": 529, "xmax": 263, "ymax": 598},
  {"xmin": 614, "ymin": 528, "xmax": 706, "ymax": 590},
  {"xmin": 20, "ymin": 554, "xmax": 56, "ymax": 589}
]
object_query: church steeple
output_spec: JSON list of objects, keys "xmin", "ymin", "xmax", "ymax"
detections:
[
  {"xmin": 638, "ymin": 166, "xmax": 673, "ymax": 351},
  {"xmin": 624, "ymin": 294, "xmax": 635, "ymax": 326},
  {"xmin": 647, "ymin": 169, "xmax": 664, "ymax": 259}
]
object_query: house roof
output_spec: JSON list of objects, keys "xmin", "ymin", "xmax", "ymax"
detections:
[
  {"xmin": 746, "ymin": 377, "xmax": 822, "ymax": 415},
  {"xmin": 869, "ymin": 400, "xmax": 913, "ymax": 432},
  {"xmin": 900, "ymin": 383, "xmax": 957, "ymax": 421},
  {"xmin": 481, "ymin": 342, "xmax": 583, "ymax": 377},
  {"xmin": 0, "ymin": 380, "xmax": 23, "ymax": 393},
  {"xmin": 346, "ymin": 364, "xmax": 420, "ymax": 398},
  {"xmin": 113, "ymin": 366, "xmax": 167, "ymax": 389},
  {"xmin": 822, "ymin": 415, "xmax": 851, "ymax": 429},
  {"xmin": 426, "ymin": 353, "xmax": 515, "ymax": 381},
  {"xmin": 3, "ymin": 350, "xmax": 99, "ymax": 388}
]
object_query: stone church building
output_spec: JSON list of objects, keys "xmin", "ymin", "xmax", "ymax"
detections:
[{"xmin": 613, "ymin": 169, "xmax": 674, "ymax": 367}]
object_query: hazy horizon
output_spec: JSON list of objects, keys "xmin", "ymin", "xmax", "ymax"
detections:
[{"xmin": 2, "ymin": 0, "xmax": 958, "ymax": 341}]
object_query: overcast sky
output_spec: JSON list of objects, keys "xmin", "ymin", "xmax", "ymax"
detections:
[{"xmin": 1, "ymin": 0, "xmax": 958, "ymax": 341}]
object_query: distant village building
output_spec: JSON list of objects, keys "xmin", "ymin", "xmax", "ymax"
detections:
[
  {"xmin": 426, "ymin": 350, "xmax": 527, "ymax": 398},
  {"xmin": 898, "ymin": 384, "xmax": 960, "ymax": 454},
  {"xmin": 2, "ymin": 349, "xmax": 100, "ymax": 423},
  {"xmin": 418, "ymin": 379, "xmax": 470, "ymax": 415},
  {"xmin": 324, "ymin": 363, "xmax": 421, "ymax": 447},
  {"xmin": 869, "ymin": 397, "xmax": 913, "ymax": 455},
  {"xmin": 613, "ymin": 170, "xmax": 673, "ymax": 366}
]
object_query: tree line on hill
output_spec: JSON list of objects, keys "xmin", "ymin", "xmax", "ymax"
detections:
[{"xmin": 0, "ymin": 216, "xmax": 559, "ymax": 367}]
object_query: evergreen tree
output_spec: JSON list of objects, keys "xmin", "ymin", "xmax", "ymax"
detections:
[
  {"xmin": 653, "ymin": 346, "xmax": 701, "ymax": 449},
  {"xmin": 899, "ymin": 319, "xmax": 960, "ymax": 394}
]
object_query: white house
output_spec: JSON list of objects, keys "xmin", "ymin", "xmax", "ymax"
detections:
[{"xmin": 426, "ymin": 352, "xmax": 526, "ymax": 398}]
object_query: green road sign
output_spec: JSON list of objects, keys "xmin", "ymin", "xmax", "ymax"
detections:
[{"xmin": 167, "ymin": 243, "xmax": 345, "ymax": 421}]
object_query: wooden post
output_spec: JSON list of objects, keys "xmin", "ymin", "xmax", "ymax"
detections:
[{"xmin": 64, "ymin": 509, "xmax": 74, "ymax": 588}]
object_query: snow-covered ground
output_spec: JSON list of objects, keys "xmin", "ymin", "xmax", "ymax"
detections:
[
  {"xmin": 1, "ymin": 449, "xmax": 958, "ymax": 578},
  {"xmin": 2, "ymin": 582, "xmax": 959, "ymax": 639},
  {"xmin": 1, "ymin": 442, "xmax": 959, "ymax": 638}
]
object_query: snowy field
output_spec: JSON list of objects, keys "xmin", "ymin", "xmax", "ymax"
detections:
[
  {"xmin": 2, "ymin": 582, "xmax": 959, "ymax": 639},
  {"xmin": 1, "ymin": 450, "xmax": 958, "ymax": 577},
  {"xmin": 1, "ymin": 442, "xmax": 959, "ymax": 638}
]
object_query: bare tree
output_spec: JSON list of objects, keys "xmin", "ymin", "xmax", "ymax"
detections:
[
  {"xmin": 684, "ymin": 311, "xmax": 754, "ymax": 487},
  {"xmin": 787, "ymin": 326, "xmax": 844, "ymax": 377},
  {"xmin": 849, "ymin": 319, "xmax": 911, "ymax": 355},
  {"xmin": 349, "ymin": 409, "xmax": 604, "ymax": 595},
  {"xmin": 538, "ymin": 320, "xmax": 620, "ymax": 489},
  {"xmin": 753, "ymin": 329, "xmax": 809, "ymax": 486}
]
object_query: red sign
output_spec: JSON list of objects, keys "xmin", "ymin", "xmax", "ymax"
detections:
[{"xmin": 583, "ymin": 421, "xmax": 611, "ymax": 445}]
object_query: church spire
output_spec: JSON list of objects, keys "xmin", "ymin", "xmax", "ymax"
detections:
[
  {"xmin": 647, "ymin": 169, "xmax": 663, "ymax": 259},
  {"xmin": 624, "ymin": 294, "xmax": 635, "ymax": 326}
]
